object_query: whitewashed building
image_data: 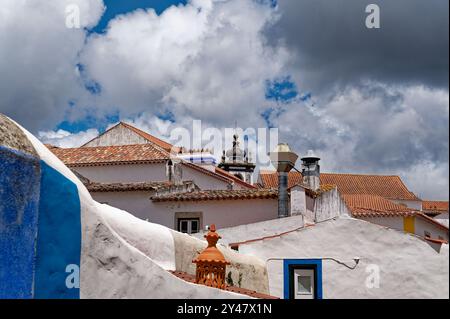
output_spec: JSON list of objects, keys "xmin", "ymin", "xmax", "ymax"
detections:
[{"xmin": 48, "ymin": 122, "xmax": 448, "ymax": 242}]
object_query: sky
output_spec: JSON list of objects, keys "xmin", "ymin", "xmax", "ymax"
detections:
[{"xmin": 0, "ymin": 0, "xmax": 448, "ymax": 200}]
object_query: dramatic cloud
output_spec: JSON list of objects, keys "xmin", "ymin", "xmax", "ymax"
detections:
[
  {"xmin": 269, "ymin": 0, "xmax": 449, "ymax": 94},
  {"xmin": 78, "ymin": 0, "xmax": 287, "ymax": 127},
  {"xmin": 0, "ymin": 0, "xmax": 104, "ymax": 131},
  {"xmin": 0, "ymin": 0, "xmax": 448, "ymax": 199},
  {"xmin": 270, "ymin": 83, "xmax": 449, "ymax": 199},
  {"xmin": 38, "ymin": 128, "xmax": 100, "ymax": 148}
]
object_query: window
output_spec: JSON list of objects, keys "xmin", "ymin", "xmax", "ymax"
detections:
[
  {"xmin": 284, "ymin": 259, "xmax": 322, "ymax": 299},
  {"xmin": 177, "ymin": 218, "xmax": 200, "ymax": 234},
  {"xmin": 297, "ymin": 275, "xmax": 312, "ymax": 295}
]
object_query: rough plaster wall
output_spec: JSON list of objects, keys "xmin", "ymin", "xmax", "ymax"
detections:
[
  {"xmin": 83, "ymin": 125, "xmax": 149, "ymax": 147},
  {"xmin": 81, "ymin": 205, "xmax": 248, "ymax": 298},
  {"xmin": 0, "ymin": 145, "xmax": 40, "ymax": 298},
  {"xmin": 314, "ymin": 188, "xmax": 350, "ymax": 222},
  {"xmin": 0, "ymin": 114, "xmax": 37, "ymax": 156},
  {"xmin": 290, "ymin": 187, "xmax": 306, "ymax": 216},
  {"xmin": 239, "ymin": 217, "xmax": 449, "ymax": 299},
  {"xmin": 194, "ymin": 215, "xmax": 305, "ymax": 245},
  {"xmin": 171, "ymin": 231, "xmax": 269, "ymax": 294}
]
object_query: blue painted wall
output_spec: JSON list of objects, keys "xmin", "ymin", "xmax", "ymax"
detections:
[
  {"xmin": 34, "ymin": 161, "xmax": 81, "ymax": 299},
  {"xmin": 0, "ymin": 146, "xmax": 41, "ymax": 299},
  {"xmin": 0, "ymin": 147, "xmax": 82, "ymax": 299},
  {"xmin": 283, "ymin": 259, "xmax": 323, "ymax": 299}
]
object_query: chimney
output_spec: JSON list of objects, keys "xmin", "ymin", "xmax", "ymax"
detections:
[
  {"xmin": 269, "ymin": 143, "xmax": 299, "ymax": 218},
  {"xmin": 301, "ymin": 150, "xmax": 321, "ymax": 191}
]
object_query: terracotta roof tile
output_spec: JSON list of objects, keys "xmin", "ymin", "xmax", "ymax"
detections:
[
  {"xmin": 49, "ymin": 143, "xmax": 170, "ymax": 167},
  {"xmin": 151, "ymin": 189, "xmax": 278, "ymax": 202},
  {"xmin": 343, "ymin": 194, "xmax": 413, "ymax": 214},
  {"xmin": 85, "ymin": 181, "xmax": 194, "ymax": 193},
  {"xmin": 342, "ymin": 194, "xmax": 449, "ymax": 232},
  {"xmin": 422, "ymin": 200, "xmax": 448, "ymax": 213},
  {"xmin": 169, "ymin": 271, "xmax": 279, "ymax": 299},
  {"xmin": 259, "ymin": 171, "xmax": 420, "ymax": 201},
  {"xmin": 258, "ymin": 170, "xmax": 302, "ymax": 189}
]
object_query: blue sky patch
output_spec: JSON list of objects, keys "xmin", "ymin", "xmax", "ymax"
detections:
[
  {"xmin": 265, "ymin": 76, "xmax": 299, "ymax": 103},
  {"xmin": 57, "ymin": 113, "xmax": 119, "ymax": 134},
  {"xmin": 91, "ymin": 0, "xmax": 187, "ymax": 33}
]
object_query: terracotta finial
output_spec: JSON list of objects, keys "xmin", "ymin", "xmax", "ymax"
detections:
[{"xmin": 192, "ymin": 224, "xmax": 229, "ymax": 289}]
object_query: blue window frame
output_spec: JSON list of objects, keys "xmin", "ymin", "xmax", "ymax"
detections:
[{"xmin": 283, "ymin": 259, "xmax": 323, "ymax": 299}]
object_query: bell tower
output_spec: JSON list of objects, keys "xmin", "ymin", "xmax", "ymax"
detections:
[{"xmin": 218, "ymin": 133, "xmax": 255, "ymax": 184}]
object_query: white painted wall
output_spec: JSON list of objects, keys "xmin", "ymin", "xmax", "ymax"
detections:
[
  {"xmin": 238, "ymin": 217, "xmax": 449, "ymax": 299},
  {"xmin": 358, "ymin": 215, "xmax": 449, "ymax": 241},
  {"xmin": 92, "ymin": 191, "xmax": 278, "ymax": 231},
  {"xmin": 181, "ymin": 165, "xmax": 231, "ymax": 190},
  {"xmin": 391, "ymin": 199, "xmax": 422, "ymax": 210},
  {"xmin": 149, "ymin": 199, "xmax": 278, "ymax": 230},
  {"xmin": 358, "ymin": 216, "xmax": 404, "ymax": 232},
  {"xmin": 73, "ymin": 163, "xmax": 167, "ymax": 183},
  {"xmin": 74, "ymin": 162, "xmax": 236, "ymax": 191},
  {"xmin": 92, "ymin": 191, "xmax": 153, "ymax": 221},
  {"xmin": 434, "ymin": 214, "xmax": 449, "ymax": 228},
  {"xmin": 415, "ymin": 217, "xmax": 449, "ymax": 241},
  {"xmin": 314, "ymin": 188, "xmax": 350, "ymax": 222}
]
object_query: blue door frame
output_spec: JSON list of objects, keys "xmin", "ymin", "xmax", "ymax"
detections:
[{"xmin": 283, "ymin": 259, "xmax": 323, "ymax": 299}]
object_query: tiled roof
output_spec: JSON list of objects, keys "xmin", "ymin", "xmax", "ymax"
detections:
[
  {"xmin": 86, "ymin": 181, "xmax": 183, "ymax": 192},
  {"xmin": 258, "ymin": 170, "xmax": 302, "ymax": 188},
  {"xmin": 49, "ymin": 143, "xmax": 170, "ymax": 167},
  {"xmin": 343, "ymin": 194, "xmax": 413, "ymax": 215},
  {"xmin": 422, "ymin": 200, "xmax": 448, "ymax": 213},
  {"xmin": 343, "ymin": 194, "xmax": 449, "ymax": 232},
  {"xmin": 169, "ymin": 271, "xmax": 279, "ymax": 299},
  {"xmin": 320, "ymin": 173, "xmax": 420, "ymax": 201},
  {"xmin": 151, "ymin": 189, "xmax": 278, "ymax": 202},
  {"xmin": 259, "ymin": 171, "xmax": 420, "ymax": 201}
]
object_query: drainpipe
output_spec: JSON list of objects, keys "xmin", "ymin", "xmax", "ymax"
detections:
[{"xmin": 278, "ymin": 172, "xmax": 289, "ymax": 218}]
